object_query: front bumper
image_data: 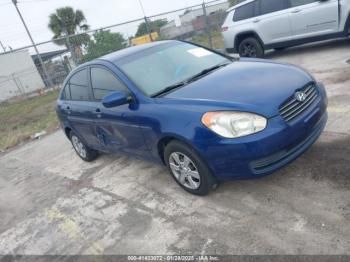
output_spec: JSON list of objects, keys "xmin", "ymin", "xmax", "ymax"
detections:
[{"xmin": 195, "ymin": 84, "xmax": 328, "ymax": 181}]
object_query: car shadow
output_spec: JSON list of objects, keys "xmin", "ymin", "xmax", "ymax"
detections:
[{"xmin": 264, "ymin": 37, "xmax": 350, "ymax": 60}]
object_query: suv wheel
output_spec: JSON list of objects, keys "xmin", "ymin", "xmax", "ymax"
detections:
[
  {"xmin": 238, "ymin": 37, "xmax": 264, "ymax": 58},
  {"xmin": 70, "ymin": 131, "xmax": 98, "ymax": 162},
  {"xmin": 164, "ymin": 140, "xmax": 218, "ymax": 196}
]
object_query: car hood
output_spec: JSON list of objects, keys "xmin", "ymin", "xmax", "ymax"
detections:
[{"xmin": 164, "ymin": 59, "xmax": 313, "ymax": 118}]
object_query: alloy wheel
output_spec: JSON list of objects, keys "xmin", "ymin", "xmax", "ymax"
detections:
[
  {"xmin": 71, "ymin": 135, "xmax": 87, "ymax": 159},
  {"xmin": 241, "ymin": 42, "xmax": 257, "ymax": 57},
  {"xmin": 169, "ymin": 152, "xmax": 201, "ymax": 190}
]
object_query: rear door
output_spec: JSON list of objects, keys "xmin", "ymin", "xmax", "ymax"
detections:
[
  {"xmin": 89, "ymin": 65, "xmax": 148, "ymax": 155},
  {"xmin": 255, "ymin": 0, "xmax": 293, "ymax": 45},
  {"xmin": 288, "ymin": 0, "xmax": 339, "ymax": 39},
  {"xmin": 64, "ymin": 68, "xmax": 101, "ymax": 149}
]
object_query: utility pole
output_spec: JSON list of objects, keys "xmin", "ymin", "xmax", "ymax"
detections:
[
  {"xmin": 0, "ymin": 40, "xmax": 6, "ymax": 53},
  {"xmin": 11, "ymin": 0, "xmax": 53, "ymax": 88},
  {"xmin": 202, "ymin": 2, "xmax": 213, "ymax": 49},
  {"xmin": 137, "ymin": 0, "xmax": 153, "ymax": 41}
]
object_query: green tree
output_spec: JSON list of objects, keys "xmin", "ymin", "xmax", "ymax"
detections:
[
  {"xmin": 48, "ymin": 7, "xmax": 90, "ymax": 63},
  {"xmin": 228, "ymin": 0, "xmax": 244, "ymax": 7},
  {"xmin": 82, "ymin": 30, "xmax": 126, "ymax": 62},
  {"xmin": 135, "ymin": 19, "xmax": 168, "ymax": 37}
]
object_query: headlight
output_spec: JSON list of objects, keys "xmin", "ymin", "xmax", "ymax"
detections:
[{"xmin": 201, "ymin": 111, "xmax": 267, "ymax": 138}]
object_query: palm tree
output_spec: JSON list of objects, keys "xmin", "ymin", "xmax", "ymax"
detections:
[{"xmin": 48, "ymin": 7, "xmax": 90, "ymax": 64}]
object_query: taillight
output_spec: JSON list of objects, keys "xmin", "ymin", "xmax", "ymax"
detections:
[{"xmin": 221, "ymin": 26, "xmax": 228, "ymax": 32}]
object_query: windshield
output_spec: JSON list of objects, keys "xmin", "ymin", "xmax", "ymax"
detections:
[{"xmin": 118, "ymin": 42, "xmax": 231, "ymax": 97}]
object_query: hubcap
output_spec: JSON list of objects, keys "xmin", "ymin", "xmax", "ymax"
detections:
[
  {"xmin": 72, "ymin": 135, "xmax": 87, "ymax": 158},
  {"xmin": 169, "ymin": 152, "xmax": 200, "ymax": 190},
  {"xmin": 241, "ymin": 43, "xmax": 257, "ymax": 57}
]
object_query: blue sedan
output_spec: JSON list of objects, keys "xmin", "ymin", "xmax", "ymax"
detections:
[{"xmin": 56, "ymin": 40, "xmax": 328, "ymax": 195}]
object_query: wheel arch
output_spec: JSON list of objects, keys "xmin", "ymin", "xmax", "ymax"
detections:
[
  {"xmin": 64, "ymin": 126, "xmax": 72, "ymax": 139},
  {"xmin": 63, "ymin": 126, "xmax": 88, "ymax": 146},
  {"xmin": 344, "ymin": 12, "xmax": 350, "ymax": 34},
  {"xmin": 234, "ymin": 31, "xmax": 264, "ymax": 53},
  {"xmin": 156, "ymin": 134, "xmax": 202, "ymax": 165}
]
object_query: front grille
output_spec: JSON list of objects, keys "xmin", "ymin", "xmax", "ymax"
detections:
[{"xmin": 279, "ymin": 83, "xmax": 318, "ymax": 122}]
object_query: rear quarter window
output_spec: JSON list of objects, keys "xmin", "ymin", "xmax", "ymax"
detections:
[
  {"xmin": 67, "ymin": 68, "xmax": 90, "ymax": 101},
  {"xmin": 233, "ymin": 1, "xmax": 258, "ymax": 22},
  {"xmin": 61, "ymin": 83, "xmax": 71, "ymax": 100}
]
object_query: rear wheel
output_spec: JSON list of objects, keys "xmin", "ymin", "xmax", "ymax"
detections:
[
  {"xmin": 238, "ymin": 37, "xmax": 264, "ymax": 58},
  {"xmin": 164, "ymin": 140, "xmax": 218, "ymax": 196},
  {"xmin": 70, "ymin": 131, "xmax": 98, "ymax": 162}
]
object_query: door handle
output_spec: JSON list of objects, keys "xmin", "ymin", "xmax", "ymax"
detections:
[
  {"xmin": 253, "ymin": 18, "xmax": 260, "ymax": 23},
  {"xmin": 291, "ymin": 8, "xmax": 301, "ymax": 13},
  {"xmin": 66, "ymin": 106, "xmax": 71, "ymax": 115},
  {"xmin": 94, "ymin": 108, "xmax": 102, "ymax": 118}
]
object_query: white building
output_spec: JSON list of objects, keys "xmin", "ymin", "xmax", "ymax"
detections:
[{"xmin": 0, "ymin": 49, "xmax": 45, "ymax": 102}]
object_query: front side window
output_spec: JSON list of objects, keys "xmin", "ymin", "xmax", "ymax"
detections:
[
  {"xmin": 233, "ymin": 2, "xmax": 256, "ymax": 22},
  {"xmin": 289, "ymin": 0, "xmax": 317, "ymax": 7},
  {"xmin": 69, "ymin": 69, "xmax": 89, "ymax": 101},
  {"xmin": 118, "ymin": 42, "xmax": 231, "ymax": 97},
  {"xmin": 259, "ymin": 0, "xmax": 287, "ymax": 15},
  {"xmin": 90, "ymin": 67, "xmax": 129, "ymax": 100}
]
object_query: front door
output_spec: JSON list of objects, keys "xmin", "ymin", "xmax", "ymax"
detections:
[
  {"xmin": 288, "ymin": 0, "xmax": 339, "ymax": 39},
  {"xmin": 255, "ymin": 0, "xmax": 293, "ymax": 45},
  {"xmin": 89, "ymin": 65, "xmax": 148, "ymax": 155}
]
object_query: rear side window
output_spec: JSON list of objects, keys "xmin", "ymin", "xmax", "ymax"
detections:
[
  {"xmin": 259, "ymin": 0, "xmax": 287, "ymax": 15},
  {"xmin": 289, "ymin": 0, "xmax": 317, "ymax": 7},
  {"xmin": 62, "ymin": 83, "xmax": 70, "ymax": 100},
  {"xmin": 233, "ymin": 2, "xmax": 257, "ymax": 22},
  {"xmin": 90, "ymin": 67, "xmax": 129, "ymax": 101},
  {"xmin": 69, "ymin": 69, "xmax": 90, "ymax": 101}
]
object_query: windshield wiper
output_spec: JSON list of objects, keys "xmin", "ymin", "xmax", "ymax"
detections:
[
  {"xmin": 151, "ymin": 62, "xmax": 231, "ymax": 98},
  {"xmin": 185, "ymin": 62, "xmax": 231, "ymax": 83},
  {"xmin": 151, "ymin": 82, "xmax": 188, "ymax": 98}
]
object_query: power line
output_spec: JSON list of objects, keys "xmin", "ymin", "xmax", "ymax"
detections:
[{"xmin": 11, "ymin": 0, "xmax": 53, "ymax": 87}]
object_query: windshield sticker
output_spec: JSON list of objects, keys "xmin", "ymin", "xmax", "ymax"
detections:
[{"xmin": 187, "ymin": 48, "xmax": 212, "ymax": 58}]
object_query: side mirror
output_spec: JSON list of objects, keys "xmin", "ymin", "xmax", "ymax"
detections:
[{"xmin": 102, "ymin": 91, "xmax": 129, "ymax": 108}]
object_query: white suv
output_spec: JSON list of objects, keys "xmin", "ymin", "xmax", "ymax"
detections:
[{"xmin": 221, "ymin": 0, "xmax": 350, "ymax": 57}]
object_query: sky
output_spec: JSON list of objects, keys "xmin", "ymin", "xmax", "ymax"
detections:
[{"xmin": 0, "ymin": 0, "xmax": 212, "ymax": 53}]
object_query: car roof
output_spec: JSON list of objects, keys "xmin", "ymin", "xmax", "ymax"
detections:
[
  {"xmin": 227, "ymin": 0, "xmax": 255, "ymax": 12},
  {"xmin": 99, "ymin": 40, "xmax": 174, "ymax": 64}
]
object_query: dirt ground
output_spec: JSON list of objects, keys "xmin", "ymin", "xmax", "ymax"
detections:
[{"xmin": 0, "ymin": 38, "xmax": 349, "ymax": 255}]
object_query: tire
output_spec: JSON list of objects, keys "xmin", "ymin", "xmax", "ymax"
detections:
[
  {"xmin": 238, "ymin": 37, "xmax": 264, "ymax": 58},
  {"xmin": 164, "ymin": 140, "xmax": 218, "ymax": 196},
  {"xmin": 70, "ymin": 131, "xmax": 98, "ymax": 162}
]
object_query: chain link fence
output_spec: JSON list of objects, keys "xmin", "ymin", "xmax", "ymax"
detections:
[{"xmin": 0, "ymin": 0, "xmax": 229, "ymax": 102}]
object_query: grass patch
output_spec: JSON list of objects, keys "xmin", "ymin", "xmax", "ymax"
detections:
[
  {"xmin": 0, "ymin": 90, "xmax": 60, "ymax": 151},
  {"xmin": 190, "ymin": 31, "xmax": 224, "ymax": 50}
]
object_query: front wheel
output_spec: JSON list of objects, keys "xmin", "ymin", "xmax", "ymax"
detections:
[
  {"xmin": 238, "ymin": 37, "xmax": 264, "ymax": 58},
  {"xmin": 164, "ymin": 141, "xmax": 218, "ymax": 196}
]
